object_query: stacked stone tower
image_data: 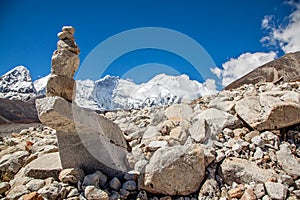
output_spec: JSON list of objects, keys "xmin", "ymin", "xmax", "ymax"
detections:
[{"xmin": 46, "ymin": 26, "xmax": 80, "ymax": 102}]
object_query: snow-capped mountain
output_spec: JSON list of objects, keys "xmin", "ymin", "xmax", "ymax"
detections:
[
  {"xmin": 0, "ymin": 66, "xmax": 217, "ymax": 110},
  {"xmin": 75, "ymin": 74, "xmax": 217, "ymax": 110},
  {"xmin": 0, "ymin": 66, "xmax": 36, "ymax": 101},
  {"xmin": 33, "ymin": 74, "xmax": 51, "ymax": 95}
]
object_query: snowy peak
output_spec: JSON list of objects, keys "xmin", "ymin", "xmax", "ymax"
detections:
[
  {"xmin": 0, "ymin": 66, "xmax": 36, "ymax": 101},
  {"xmin": 0, "ymin": 66, "xmax": 217, "ymax": 110},
  {"xmin": 75, "ymin": 73, "xmax": 217, "ymax": 110},
  {"xmin": 33, "ymin": 74, "xmax": 50, "ymax": 95}
]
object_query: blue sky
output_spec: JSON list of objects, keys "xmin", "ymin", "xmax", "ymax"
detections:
[{"xmin": 0, "ymin": 0, "xmax": 298, "ymax": 87}]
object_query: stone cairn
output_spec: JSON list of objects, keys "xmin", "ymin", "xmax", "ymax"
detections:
[{"xmin": 46, "ymin": 26, "xmax": 80, "ymax": 102}]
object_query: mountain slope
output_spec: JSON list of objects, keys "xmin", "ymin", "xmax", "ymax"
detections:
[
  {"xmin": 0, "ymin": 66, "xmax": 36, "ymax": 101},
  {"xmin": 225, "ymin": 51, "xmax": 300, "ymax": 90}
]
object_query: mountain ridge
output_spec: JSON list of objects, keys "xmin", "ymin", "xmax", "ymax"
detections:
[{"xmin": 0, "ymin": 66, "xmax": 217, "ymax": 110}]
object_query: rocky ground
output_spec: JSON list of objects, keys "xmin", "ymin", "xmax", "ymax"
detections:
[{"xmin": 0, "ymin": 81, "xmax": 300, "ymax": 200}]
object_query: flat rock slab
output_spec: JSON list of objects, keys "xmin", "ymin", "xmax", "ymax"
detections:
[
  {"xmin": 36, "ymin": 96, "xmax": 129, "ymax": 178},
  {"xmin": 235, "ymin": 92, "xmax": 300, "ymax": 131},
  {"xmin": 25, "ymin": 152, "xmax": 62, "ymax": 180},
  {"xmin": 220, "ymin": 157, "xmax": 278, "ymax": 185}
]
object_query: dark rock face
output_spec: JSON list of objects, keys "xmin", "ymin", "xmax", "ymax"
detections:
[
  {"xmin": 225, "ymin": 51, "xmax": 300, "ymax": 90},
  {"xmin": 0, "ymin": 97, "xmax": 41, "ymax": 125}
]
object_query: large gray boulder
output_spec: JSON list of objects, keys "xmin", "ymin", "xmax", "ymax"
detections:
[
  {"xmin": 235, "ymin": 92, "xmax": 300, "ymax": 130},
  {"xmin": 189, "ymin": 108, "xmax": 242, "ymax": 143},
  {"xmin": 220, "ymin": 157, "xmax": 278, "ymax": 185},
  {"xmin": 138, "ymin": 144, "xmax": 205, "ymax": 195},
  {"xmin": 36, "ymin": 96, "xmax": 129, "ymax": 178}
]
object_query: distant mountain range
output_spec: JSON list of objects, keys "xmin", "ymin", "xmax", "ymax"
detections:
[{"xmin": 0, "ymin": 66, "xmax": 217, "ymax": 110}]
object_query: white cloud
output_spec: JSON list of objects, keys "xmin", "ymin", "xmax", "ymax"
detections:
[
  {"xmin": 261, "ymin": 1, "xmax": 300, "ymax": 53},
  {"xmin": 211, "ymin": 52, "xmax": 277, "ymax": 87}
]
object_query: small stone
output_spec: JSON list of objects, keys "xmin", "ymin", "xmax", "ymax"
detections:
[
  {"xmin": 119, "ymin": 188, "xmax": 130, "ymax": 199},
  {"xmin": 26, "ymin": 179, "xmax": 45, "ymax": 191},
  {"xmin": 67, "ymin": 188, "xmax": 80, "ymax": 198},
  {"xmin": 262, "ymin": 195, "xmax": 270, "ymax": 200},
  {"xmin": 59, "ymin": 168, "xmax": 85, "ymax": 184},
  {"xmin": 23, "ymin": 191, "xmax": 43, "ymax": 200},
  {"xmin": 0, "ymin": 182, "xmax": 10, "ymax": 194},
  {"xmin": 137, "ymin": 190, "xmax": 148, "ymax": 200},
  {"xmin": 38, "ymin": 184, "xmax": 60, "ymax": 200},
  {"xmin": 122, "ymin": 180, "xmax": 137, "ymax": 191},
  {"xmin": 254, "ymin": 183, "xmax": 265, "ymax": 199},
  {"xmin": 84, "ymin": 186, "xmax": 109, "ymax": 200},
  {"xmin": 280, "ymin": 174, "xmax": 294, "ymax": 186},
  {"xmin": 109, "ymin": 177, "xmax": 121, "ymax": 191},
  {"xmin": 253, "ymin": 147, "xmax": 264, "ymax": 160},
  {"xmin": 83, "ymin": 171, "xmax": 108, "ymax": 189},
  {"xmin": 251, "ymin": 136, "xmax": 265, "ymax": 148},
  {"xmin": 241, "ymin": 189, "xmax": 257, "ymax": 200},
  {"xmin": 228, "ymin": 187, "xmax": 244, "ymax": 198},
  {"xmin": 265, "ymin": 182, "xmax": 288, "ymax": 200},
  {"xmin": 232, "ymin": 143, "xmax": 242, "ymax": 153},
  {"xmin": 124, "ymin": 170, "xmax": 140, "ymax": 181},
  {"xmin": 198, "ymin": 178, "xmax": 220, "ymax": 199},
  {"xmin": 109, "ymin": 191, "xmax": 121, "ymax": 200},
  {"xmin": 169, "ymin": 127, "xmax": 188, "ymax": 145},
  {"xmin": 244, "ymin": 131, "xmax": 259, "ymax": 142},
  {"xmin": 293, "ymin": 190, "xmax": 300, "ymax": 197},
  {"xmin": 62, "ymin": 26, "xmax": 75, "ymax": 35},
  {"xmin": 58, "ymin": 31, "xmax": 73, "ymax": 40}
]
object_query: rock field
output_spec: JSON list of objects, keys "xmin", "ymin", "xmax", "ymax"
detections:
[{"xmin": 0, "ymin": 80, "xmax": 299, "ymax": 200}]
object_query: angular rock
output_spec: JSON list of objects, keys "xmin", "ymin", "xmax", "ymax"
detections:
[
  {"xmin": 109, "ymin": 177, "xmax": 121, "ymax": 191},
  {"xmin": 189, "ymin": 108, "xmax": 242, "ymax": 143},
  {"xmin": 37, "ymin": 184, "xmax": 61, "ymax": 200},
  {"xmin": 36, "ymin": 96, "xmax": 129, "ymax": 177},
  {"xmin": 6, "ymin": 185, "xmax": 29, "ymax": 200},
  {"xmin": 241, "ymin": 188, "xmax": 257, "ymax": 200},
  {"xmin": 26, "ymin": 179, "xmax": 45, "ymax": 191},
  {"xmin": 25, "ymin": 152, "xmax": 62, "ymax": 180},
  {"xmin": 51, "ymin": 50, "xmax": 79, "ymax": 78},
  {"xmin": 122, "ymin": 180, "xmax": 137, "ymax": 191},
  {"xmin": 46, "ymin": 75, "xmax": 76, "ymax": 102},
  {"xmin": 0, "ymin": 150, "xmax": 29, "ymax": 174},
  {"xmin": 169, "ymin": 126, "xmax": 188, "ymax": 145},
  {"xmin": 84, "ymin": 186, "xmax": 109, "ymax": 200},
  {"xmin": 276, "ymin": 144, "xmax": 300, "ymax": 178},
  {"xmin": 139, "ymin": 144, "xmax": 205, "ymax": 195},
  {"xmin": 22, "ymin": 191, "xmax": 43, "ymax": 200},
  {"xmin": 164, "ymin": 104, "xmax": 193, "ymax": 121},
  {"xmin": 198, "ymin": 178, "xmax": 220, "ymax": 199},
  {"xmin": 220, "ymin": 157, "xmax": 278, "ymax": 185},
  {"xmin": 228, "ymin": 187, "xmax": 244, "ymax": 199},
  {"xmin": 82, "ymin": 171, "xmax": 108, "ymax": 188},
  {"xmin": 235, "ymin": 93, "xmax": 300, "ymax": 131},
  {"xmin": 265, "ymin": 182, "xmax": 288, "ymax": 200},
  {"xmin": 57, "ymin": 39, "xmax": 80, "ymax": 54},
  {"xmin": 59, "ymin": 168, "xmax": 85, "ymax": 184}
]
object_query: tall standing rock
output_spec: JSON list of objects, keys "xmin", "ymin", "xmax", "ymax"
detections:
[
  {"xmin": 46, "ymin": 26, "xmax": 80, "ymax": 102},
  {"xmin": 36, "ymin": 26, "xmax": 130, "ymax": 178}
]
